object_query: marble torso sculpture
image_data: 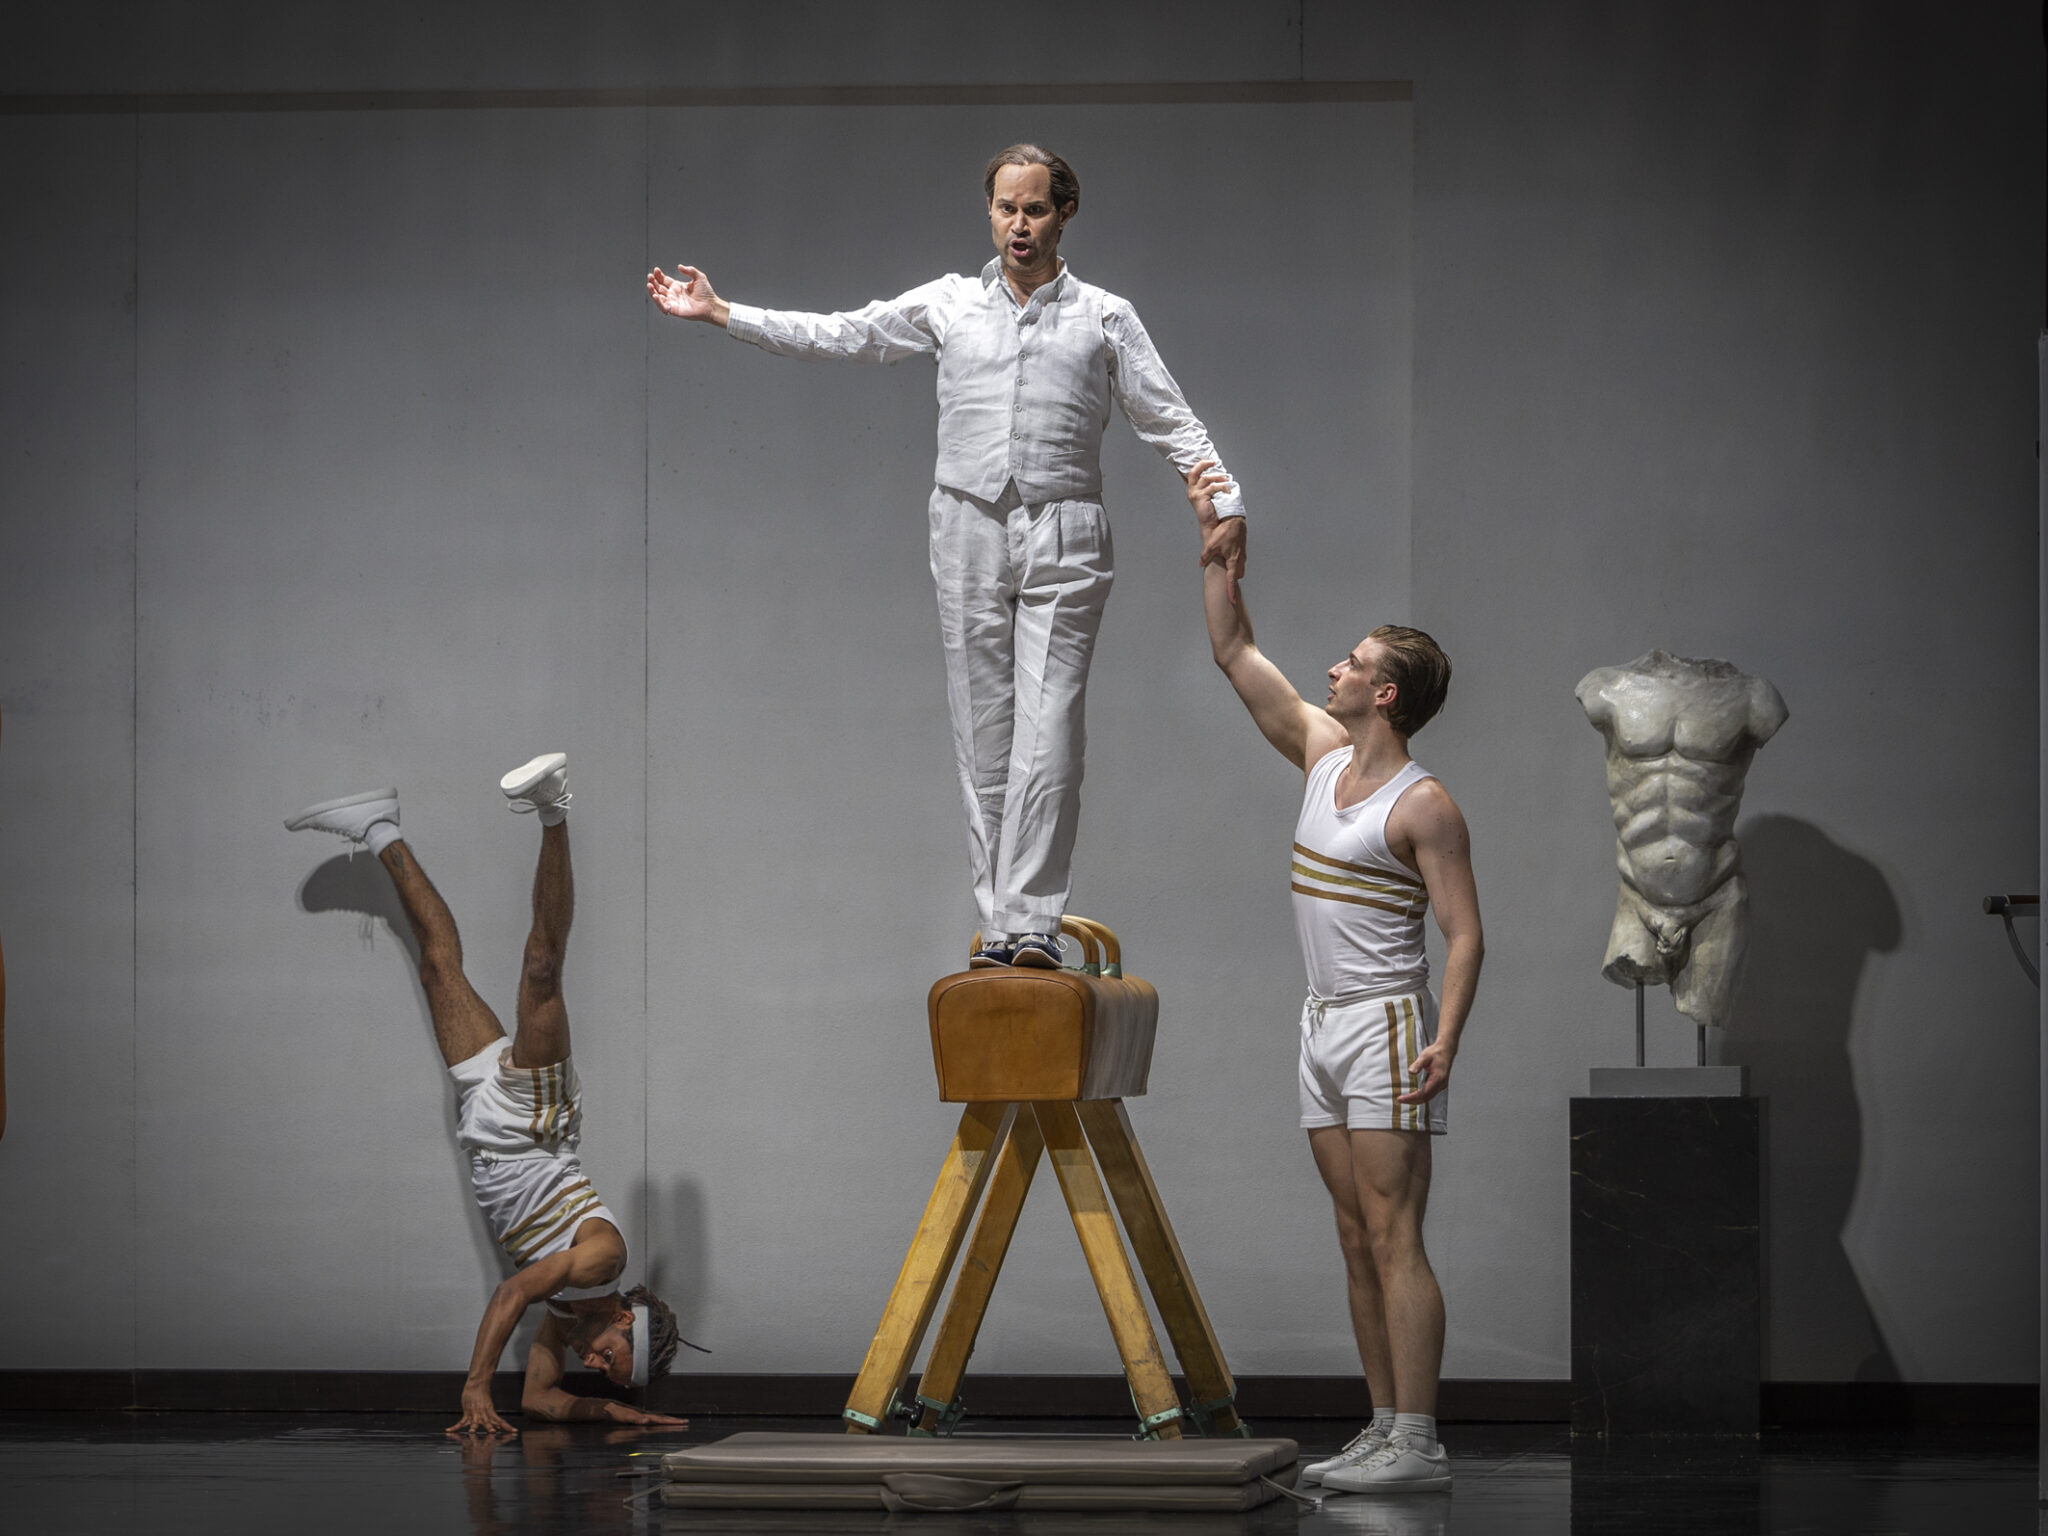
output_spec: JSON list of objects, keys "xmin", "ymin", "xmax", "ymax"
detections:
[{"xmin": 1576, "ymin": 651, "xmax": 1788, "ymax": 1030}]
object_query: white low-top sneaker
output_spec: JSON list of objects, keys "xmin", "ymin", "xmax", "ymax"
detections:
[
  {"xmin": 1301, "ymin": 1423, "xmax": 1392, "ymax": 1485},
  {"xmin": 501, "ymin": 753, "xmax": 571, "ymax": 824},
  {"xmin": 284, "ymin": 788, "xmax": 399, "ymax": 846},
  {"xmin": 1320, "ymin": 1434, "xmax": 1452, "ymax": 1494}
]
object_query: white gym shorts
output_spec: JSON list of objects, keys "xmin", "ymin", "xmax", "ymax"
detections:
[
  {"xmin": 1297, "ymin": 986, "xmax": 1448, "ymax": 1135},
  {"xmin": 449, "ymin": 1037, "xmax": 584, "ymax": 1158}
]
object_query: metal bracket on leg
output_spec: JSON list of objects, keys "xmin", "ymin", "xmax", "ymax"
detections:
[
  {"xmin": 1190, "ymin": 1390, "xmax": 1252, "ymax": 1438},
  {"xmin": 1130, "ymin": 1382, "xmax": 1185, "ymax": 1441},
  {"xmin": 906, "ymin": 1392, "xmax": 967, "ymax": 1438}
]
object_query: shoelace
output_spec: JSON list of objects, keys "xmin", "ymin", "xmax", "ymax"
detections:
[
  {"xmin": 507, "ymin": 790, "xmax": 572, "ymax": 816},
  {"xmin": 1353, "ymin": 1434, "xmax": 1432, "ymax": 1474},
  {"xmin": 1323, "ymin": 1426, "xmax": 1384, "ymax": 1465}
]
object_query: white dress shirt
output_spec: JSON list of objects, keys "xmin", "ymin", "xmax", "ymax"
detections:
[{"xmin": 725, "ymin": 259, "xmax": 1246, "ymax": 519}]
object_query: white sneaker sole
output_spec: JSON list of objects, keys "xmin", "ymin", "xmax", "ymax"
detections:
[
  {"xmin": 285, "ymin": 788, "xmax": 398, "ymax": 831},
  {"xmin": 500, "ymin": 753, "xmax": 568, "ymax": 798},
  {"xmin": 1322, "ymin": 1466, "xmax": 1452, "ymax": 1494}
]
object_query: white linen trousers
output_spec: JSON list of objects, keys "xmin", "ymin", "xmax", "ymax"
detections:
[{"xmin": 929, "ymin": 482, "xmax": 1113, "ymax": 938}]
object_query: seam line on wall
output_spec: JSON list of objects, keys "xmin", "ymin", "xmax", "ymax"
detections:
[
  {"xmin": 640, "ymin": 101, "xmax": 652, "ymax": 1276},
  {"xmin": 0, "ymin": 82, "xmax": 1409, "ymax": 115},
  {"xmin": 129, "ymin": 105, "xmax": 142, "ymax": 1373}
]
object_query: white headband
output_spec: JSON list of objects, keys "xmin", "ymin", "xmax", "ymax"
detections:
[{"xmin": 630, "ymin": 1304, "xmax": 651, "ymax": 1388}]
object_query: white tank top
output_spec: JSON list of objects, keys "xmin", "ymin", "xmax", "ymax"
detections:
[
  {"xmin": 471, "ymin": 1151, "xmax": 625, "ymax": 1302},
  {"xmin": 1291, "ymin": 750, "xmax": 1435, "ymax": 999}
]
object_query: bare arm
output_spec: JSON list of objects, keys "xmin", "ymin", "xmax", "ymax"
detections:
[
  {"xmin": 1389, "ymin": 782, "xmax": 1483, "ymax": 1104},
  {"xmin": 1187, "ymin": 464, "xmax": 1343, "ymax": 772},
  {"xmin": 520, "ymin": 1315, "xmax": 688, "ymax": 1428},
  {"xmin": 450, "ymin": 1232, "xmax": 628, "ymax": 1435}
]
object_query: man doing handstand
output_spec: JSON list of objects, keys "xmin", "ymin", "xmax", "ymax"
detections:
[
  {"xmin": 1187, "ymin": 465, "xmax": 1483, "ymax": 1495},
  {"xmin": 286, "ymin": 753, "xmax": 686, "ymax": 1435}
]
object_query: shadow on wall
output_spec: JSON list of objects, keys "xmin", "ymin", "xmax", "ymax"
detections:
[
  {"xmin": 1720, "ymin": 815, "xmax": 1901, "ymax": 1382},
  {"xmin": 298, "ymin": 852, "xmax": 511, "ymax": 1289},
  {"xmin": 630, "ymin": 1174, "xmax": 711, "ymax": 1358}
]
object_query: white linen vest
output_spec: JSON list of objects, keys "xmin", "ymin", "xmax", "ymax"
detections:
[
  {"xmin": 1291, "ymin": 751, "xmax": 1436, "ymax": 999},
  {"xmin": 929, "ymin": 267, "xmax": 1116, "ymax": 504}
]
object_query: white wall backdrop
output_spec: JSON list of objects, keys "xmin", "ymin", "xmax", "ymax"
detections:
[{"xmin": 0, "ymin": 0, "xmax": 2039, "ymax": 1389}]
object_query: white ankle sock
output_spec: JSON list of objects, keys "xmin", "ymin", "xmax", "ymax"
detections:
[
  {"xmin": 1392, "ymin": 1412, "xmax": 1437, "ymax": 1452},
  {"xmin": 1371, "ymin": 1407, "xmax": 1397, "ymax": 1436},
  {"xmin": 537, "ymin": 801, "xmax": 569, "ymax": 827},
  {"xmin": 365, "ymin": 820, "xmax": 402, "ymax": 855}
]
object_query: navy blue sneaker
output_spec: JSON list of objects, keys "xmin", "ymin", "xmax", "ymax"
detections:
[
  {"xmin": 1010, "ymin": 933, "xmax": 1064, "ymax": 969},
  {"xmin": 970, "ymin": 936, "xmax": 1016, "ymax": 968}
]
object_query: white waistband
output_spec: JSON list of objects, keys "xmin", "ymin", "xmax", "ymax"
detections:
[{"xmin": 1304, "ymin": 977, "xmax": 1430, "ymax": 1019}]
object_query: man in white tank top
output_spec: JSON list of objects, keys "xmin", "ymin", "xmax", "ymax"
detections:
[
  {"xmin": 287, "ymin": 753, "xmax": 688, "ymax": 1437},
  {"xmin": 1188, "ymin": 466, "xmax": 1484, "ymax": 1495}
]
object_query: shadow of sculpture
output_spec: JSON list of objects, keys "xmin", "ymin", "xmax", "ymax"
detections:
[{"xmin": 1719, "ymin": 815, "xmax": 1901, "ymax": 1381}]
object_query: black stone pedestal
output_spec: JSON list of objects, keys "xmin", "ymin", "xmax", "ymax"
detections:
[{"xmin": 1570, "ymin": 1095, "xmax": 1765, "ymax": 1435}]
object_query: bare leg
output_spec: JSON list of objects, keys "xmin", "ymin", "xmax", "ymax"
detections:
[
  {"xmin": 509, "ymin": 821, "xmax": 572, "ymax": 1069},
  {"xmin": 378, "ymin": 839, "xmax": 506, "ymax": 1068},
  {"xmin": 1308, "ymin": 1126, "xmax": 1397, "ymax": 1414},
  {"xmin": 1349, "ymin": 1129, "xmax": 1442, "ymax": 1417}
]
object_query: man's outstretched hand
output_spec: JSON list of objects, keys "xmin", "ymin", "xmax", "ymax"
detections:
[
  {"xmin": 646, "ymin": 264, "xmax": 730, "ymax": 326},
  {"xmin": 1184, "ymin": 459, "xmax": 1248, "ymax": 605},
  {"xmin": 448, "ymin": 1384, "xmax": 518, "ymax": 1437}
]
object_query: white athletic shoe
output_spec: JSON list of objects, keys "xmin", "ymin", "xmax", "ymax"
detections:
[
  {"xmin": 501, "ymin": 752, "xmax": 571, "ymax": 825},
  {"xmin": 284, "ymin": 788, "xmax": 399, "ymax": 848},
  {"xmin": 1301, "ymin": 1422, "xmax": 1393, "ymax": 1485},
  {"xmin": 1319, "ymin": 1434, "xmax": 1452, "ymax": 1495}
]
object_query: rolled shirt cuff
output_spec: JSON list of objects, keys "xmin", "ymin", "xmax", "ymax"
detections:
[
  {"xmin": 723, "ymin": 302, "xmax": 766, "ymax": 343},
  {"xmin": 1210, "ymin": 486, "xmax": 1247, "ymax": 521}
]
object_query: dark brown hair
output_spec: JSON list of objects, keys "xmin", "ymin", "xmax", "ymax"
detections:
[
  {"xmin": 983, "ymin": 144, "xmax": 1080, "ymax": 213},
  {"xmin": 1369, "ymin": 625, "xmax": 1452, "ymax": 738}
]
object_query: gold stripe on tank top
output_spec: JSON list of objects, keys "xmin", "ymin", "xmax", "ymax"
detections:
[
  {"xmin": 1289, "ymin": 861, "xmax": 1431, "ymax": 909},
  {"xmin": 1291, "ymin": 881, "xmax": 1426, "ymax": 918},
  {"xmin": 1293, "ymin": 841, "xmax": 1425, "ymax": 889},
  {"xmin": 508, "ymin": 1191, "xmax": 602, "ymax": 1265},
  {"xmin": 501, "ymin": 1177, "xmax": 596, "ymax": 1250}
]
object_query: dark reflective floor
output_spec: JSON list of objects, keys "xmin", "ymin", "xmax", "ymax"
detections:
[{"xmin": 0, "ymin": 1414, "xmax": 2036, "ymax": 1535}]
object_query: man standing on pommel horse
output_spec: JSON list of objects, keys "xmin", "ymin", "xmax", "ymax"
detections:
[
  {"xmin": 648, "ymin": 144, "xmax": 1250, "ymax": 972},
  {"xmin": 286, "ymin": 752, "xmax": 688, "ymax": 1436},
  {"xmin": 1186, "ymin": 465, "xmax": 1484, "ymax": 1495}
]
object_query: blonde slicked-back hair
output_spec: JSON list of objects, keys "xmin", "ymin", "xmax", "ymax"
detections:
[
  {"xmin": 1368, "ymin": 625, "xmax": 1452, "ymax": 738},
  {"xmin": 983, "ymin": 144, "xmax": 1080, "ymax": 213}
]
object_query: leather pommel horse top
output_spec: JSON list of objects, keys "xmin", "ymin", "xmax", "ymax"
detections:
[{"xmin": 928, "ymin": 917, "xmax": 1158, "ymax": 1103}]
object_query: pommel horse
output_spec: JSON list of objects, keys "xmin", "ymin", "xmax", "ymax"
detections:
[{"xmin": 842, "ymin": 917, "xmax": 1243, "ymax": 1440}]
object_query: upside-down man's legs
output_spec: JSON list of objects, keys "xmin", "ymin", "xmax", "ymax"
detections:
[
  {"xmin": 510, "ymin": 821, "xmax": 573, "ymax": 1070},
  {"xmin": 378, "ymin": 839, "xmax": 506, "ymax": 1070}
]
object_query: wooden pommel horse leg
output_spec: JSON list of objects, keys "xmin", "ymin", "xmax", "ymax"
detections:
[{"xmin": 842, "ymin": 918, "xmax": 1243, "ymax": 1439}]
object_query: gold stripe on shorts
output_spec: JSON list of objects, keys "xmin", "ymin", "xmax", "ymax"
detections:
[
  {"xmin": 1402, "ymin": 995, "xmax": 1420, "ymax": 1131},
  {"xmin": 1392, "ymin": 1003, "xmax": 1409, "ymax": 1138}
]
